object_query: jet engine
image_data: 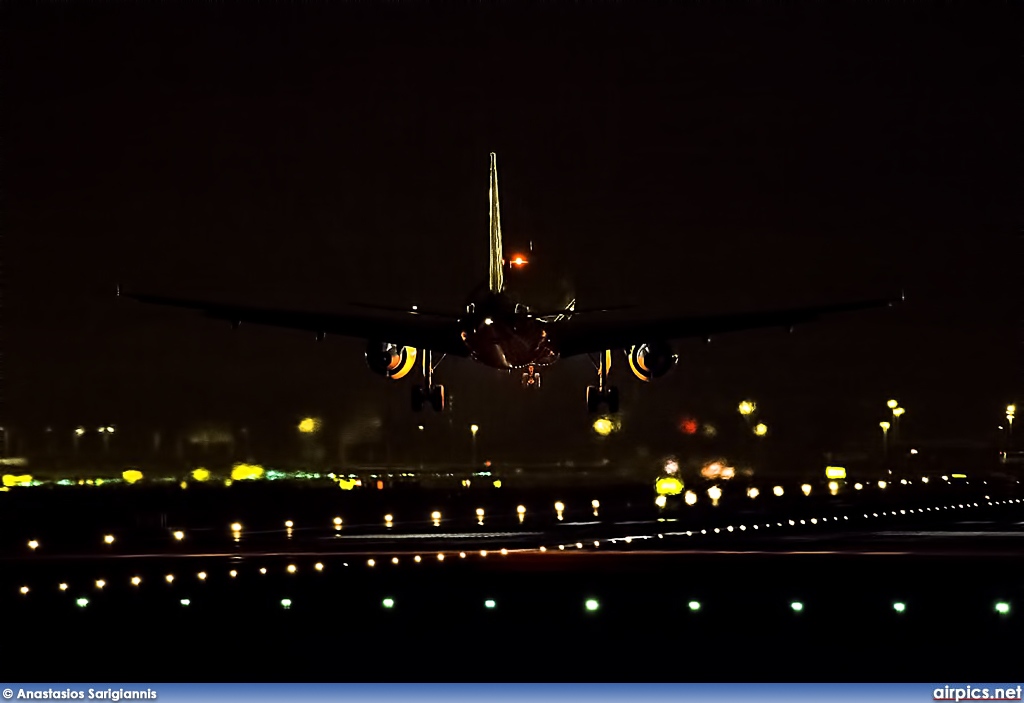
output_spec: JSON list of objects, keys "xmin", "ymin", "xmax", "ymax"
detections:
[
  {"xmin": 365, "ymin": 342, "xmax": 418, "ymax": 380},
  {"xmin": 626, "ymin": 342, "xmax": 677, "ymax": 381}
]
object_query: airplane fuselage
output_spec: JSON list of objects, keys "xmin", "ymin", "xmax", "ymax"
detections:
[{"xmin": 459, "ymin": 292, "xmax": 558, "ymax": 370}]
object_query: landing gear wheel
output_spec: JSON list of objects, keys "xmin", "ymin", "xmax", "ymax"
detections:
[
  {"xmin": 585, "ymin": 385, "xmax": 619, "ymax": 413},
  {"xmin": 429, "ymin": 385, "xmax": 445, "ymax": 412},
  {"xmin": 522, "ymin": 366, "xmax": 541, "ymax": 389},
  {"xmin": 606, "ymin": 386, "xmax": 619, "ymax": 413},
  {"xmin": 411, "ymin": 385, "xmax": 426, "ymax": 412}
]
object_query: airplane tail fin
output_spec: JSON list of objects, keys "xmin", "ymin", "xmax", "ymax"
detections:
[{"xmin": 488, "ymin": 152, "xmax": 504, "ymax": 294}]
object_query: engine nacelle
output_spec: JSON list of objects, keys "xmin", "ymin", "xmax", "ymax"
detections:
[
  {"xmin": 626, "ymin": 342, "xmax": 677, "ymax": 381},
  {"xmin": 365, "ymin": 342, "xmax": 418, "ymax": 380}
]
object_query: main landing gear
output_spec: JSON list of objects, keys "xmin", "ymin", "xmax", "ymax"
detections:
[
  {"xmin": 411, "ymin": 349, "xmax": 446, "ymax": 412},
  {"xmin": 586, "ymin": 351, "xmax": 619, "ymax": 413},
  {"xmin": 522, "ymin": 364, "xmax": 541, "ymax": 389}
]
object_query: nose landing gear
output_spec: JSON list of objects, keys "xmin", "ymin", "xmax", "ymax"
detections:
[
  {"xmin": 522, "ymin": 365, "xmax": 542, "ymax": 389},
  {"xmin": 411, "ymin": 350, "xmax": 446, "ymax": 412},
  {"xmin": 586, "ymin": 350, "xmax": 619, "ymax": 413}
]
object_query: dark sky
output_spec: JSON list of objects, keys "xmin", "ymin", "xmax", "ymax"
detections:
[{"xmin": 2, "ymin": 1, "xmax": 1020, "ymax": 464}]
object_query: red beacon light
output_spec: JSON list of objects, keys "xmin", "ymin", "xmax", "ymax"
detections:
[{"xmin": 508, "ymin": 254, "xmax": 528, "ymax": 267}]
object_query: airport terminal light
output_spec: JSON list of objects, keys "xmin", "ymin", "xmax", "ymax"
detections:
[
  {"xmin": 773, "ymin": 485, "xmax": 784, "ymax": 497},
  {"xmin": 739, "ymin": 400, "xmax": 755, "ymax": 416},
  {"xmin": 95, "ymin": 580, "xmax": 106, "ymax": 590},
  {"xmin": 801, "ymin": 484, "xmax": 812, "ymax": 496},
  {"xmin": 20, "ymin": 586, "xmax": 29, "ymax": 595},
  {"xmin": 28, "ymin": 539, "xmax": 38, "ymax": 550},
  {"xmin": 103, "ymin": 534, "xmax": 115, "ymax": 545},
  {"xmin": 754, "ymin": 423, "xmax": 768, "ymax": 436},
  {"xmin": 131, "ymin": 576, "xmax": 141, "ymax": 586},
  {"xmin": 747, "ymin": 487, "xmax": 759, "ymax": 499},
  {"xmin": 59, "ymin": 583, "xmax": 68, "ymax": 591}
]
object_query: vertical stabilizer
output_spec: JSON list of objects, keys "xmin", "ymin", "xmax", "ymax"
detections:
[{"xmin": 488, "ymin": 152, "xmax": 504, "ymax": 293}]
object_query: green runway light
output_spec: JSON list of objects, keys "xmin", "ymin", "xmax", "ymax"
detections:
[
  {"xmin": 382, "ymin": 598, "xmax": 395, "ymax": 609},
  {"xmin": 790, "ymin": 601, "xmax": 804, "ymax": 612},
  {"xmin": 585, "ymin": 599, "xmax": 599, "ymax": 611},
  {"xmin": 995, "ymin": 602, "xmax": 1010, "ymax": 615},
  {"xmin": 688, "ymin": 601, "xmax": 701, "ymax": 611},
  {"xmin": 893, "ymin": 602, "xmax": 906, "ymax": 613},
  {"xmin": 76, "ymin": 598, "xmax": 88, "ymax": 608},
  {"xmin": 281, "ymin": 599, "xmax": 292, "ymax": 609},
  {"xmin": 180, "ymin": 599, "xmax": 190, "ymax": 606}
]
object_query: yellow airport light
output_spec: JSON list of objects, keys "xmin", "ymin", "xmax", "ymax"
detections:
[
  {"xmin": 738, "ymin": 401, "xmax": 755, "ymax": 415},
  {"xmin": 825, "ymin": 466, "xmax": 846, "ymax": 480}
]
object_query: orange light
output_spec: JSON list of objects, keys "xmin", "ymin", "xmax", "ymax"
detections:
[{"xmin": 510, "ymin": 254, "xmax": 528, "ymax": 267}]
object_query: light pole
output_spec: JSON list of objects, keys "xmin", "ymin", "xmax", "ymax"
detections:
[
  {"xmin": 98, "ymin": 426, "xmax": 115, "ymax": 454},
  {"xmin": 879, "ymin": 421, "xmax": 891, "ymax": 467},
  {"xmin": 416, "ymin": 425, "xmax": 424, "ymax": 470},
  {"xmin": 470, "ymin": 424, "xmax": 479, "ymax": 469},
  {"xmin": 892, "ymin": 407, "xmax": 905, "ymax": 443}
]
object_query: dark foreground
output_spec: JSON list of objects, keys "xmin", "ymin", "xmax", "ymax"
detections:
[
  {"xmin": 7, "ymin": 546, "xmax": 1022, "ymax": 680},
  {"xmin": 4, "ymin": 477, "xmax": 1022, "ymax": 681}
]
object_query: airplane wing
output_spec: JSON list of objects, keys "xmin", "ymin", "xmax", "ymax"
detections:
[
  {"xmin": 548, "ymin": 294, "xmax": 902, "ymax": 358},
  {"xmin": 121, "ymin": 290, "xmax": 471, "ymax": 356}
]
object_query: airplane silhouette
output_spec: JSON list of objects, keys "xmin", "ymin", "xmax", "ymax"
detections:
[{"xmin": 122, "ymin": 153, "xmax": 901, "ymax": 413}]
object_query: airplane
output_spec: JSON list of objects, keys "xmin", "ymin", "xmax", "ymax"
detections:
[{"xmin": 120, "ymin": 152, "xmax": 902, "ymax": 413}]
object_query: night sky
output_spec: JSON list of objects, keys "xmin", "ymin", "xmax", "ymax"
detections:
[{"xmin": 3, "ymin": 1, "xmax": 1020, "ymax": 464}]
